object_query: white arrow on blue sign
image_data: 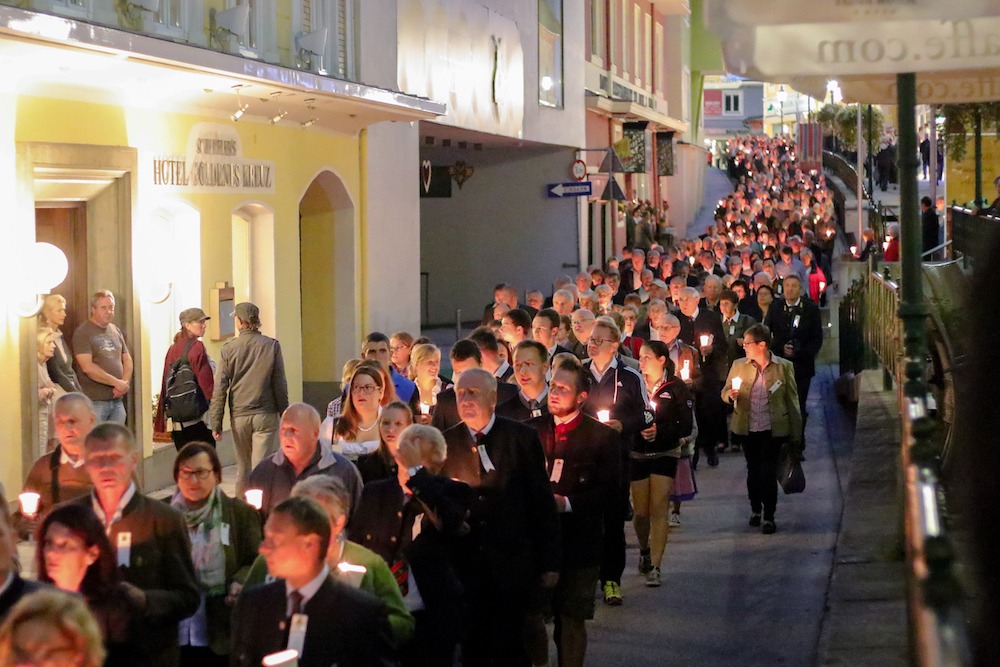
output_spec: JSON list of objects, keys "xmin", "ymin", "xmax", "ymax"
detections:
[{"xmin": 547, "ymin": 182, "xmax": 592, "ymax": 198}]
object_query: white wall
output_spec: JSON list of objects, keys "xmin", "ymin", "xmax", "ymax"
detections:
[
  {"xmin": 665, "ymin": 142, "xmax": 709, "ymax": 235},
  {"xmin": 420, "ymin": 149, "xmax": 580, "ymax": 325}
]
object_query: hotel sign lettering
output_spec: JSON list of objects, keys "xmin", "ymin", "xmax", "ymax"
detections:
[{"xmin": 150, "ymin": 123, "xmax": 276, "ymax": 194}]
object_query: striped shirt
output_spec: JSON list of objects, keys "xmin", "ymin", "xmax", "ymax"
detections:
[{"xmin": 749, "ymin": 357, "xmax": 772, "ymax": 432}]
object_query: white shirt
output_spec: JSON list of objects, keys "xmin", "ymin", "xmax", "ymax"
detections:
[
  {"xmin": 520, "ymin": 386, "xmax": 548, "ymax": 407},
  {"xmin": 60, "ymin": 448, "xmax": 85, "ymax": 469},
  {"xmin": 286, "ymin": 563, "xmax": 331, "ymax": 617},
  {"xmin": 92, "ymin": 482, "xmax": 137, "ymax": 533},
  {"xmin": 493, "ymin": 360, "xmax": 511, "ymax": 379},
  {"xmin": 589, "ymin": 356, "xmax": 619, "ymax": 384},
  {"xmin": 550, "ymin": 410, "xmax": 581, "ymax": 513}
]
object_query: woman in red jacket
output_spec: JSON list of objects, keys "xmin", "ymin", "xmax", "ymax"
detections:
[
  {"xmin": 154, "ymin": 308, "xmax": 215, "ymax": 450},
  {"xmin": 883, "ymin": 222, "xmax": 901, "ymax": 262}
]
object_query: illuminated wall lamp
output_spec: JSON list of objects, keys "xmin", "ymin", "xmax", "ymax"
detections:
[
  {"xmin": 270, "ymin": 110, "xmax": 287, "ymax": 124},
  {"xmin": 14, "ymin": 242, "xmax": 68, "ymax": 318},
  {"xmin": 301, "ymin": 118, "xmax": 318, "ymax": 128}
]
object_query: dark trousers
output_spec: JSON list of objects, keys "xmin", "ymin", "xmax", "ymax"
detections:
[
  {"xmin": 404, "ymin": 610, "xmax": 458, "ymax": 667},
  {"xmin": 178, "ymin": 646, "xmax": 226, "ymax": 667},
  {"xmin": 171, "ymin": 420, "xmax": 215, "ymax": 451},
  {"xmin": 794, "ymin": 366, "xmax": 813, "ymax": 445},
  {"xmin": 694, "ymin": 385, "xmax": 726, "ymax": 455},
  {"xmin": 600, "ymin": 459, "xmax": 630, "ymax": 585},
  {"xmin": 742, "ymin": 431, "xmax": 784, "ymax": 520},
  {"xmin": 462, "ymin": 585, "xmax": 529, "ymax": 666}
]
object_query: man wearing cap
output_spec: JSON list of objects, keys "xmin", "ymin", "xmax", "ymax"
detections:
[
  {"xmin": 154, "ymin": 308, "xmax": 215, "ymax": 450},
  {"xmin": 210, "ymin": 302, "xmax": 289, "ymax": 495}
]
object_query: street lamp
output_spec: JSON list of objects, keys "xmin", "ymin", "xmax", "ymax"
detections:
[{"xmin": 776, "ymin": 85, "xmax": 788, "ymax": 135}]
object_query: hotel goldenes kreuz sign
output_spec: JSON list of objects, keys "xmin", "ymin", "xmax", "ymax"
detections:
[{"xmin": 150, "ymin": 123, "xmax": 276, "ymax": 194}]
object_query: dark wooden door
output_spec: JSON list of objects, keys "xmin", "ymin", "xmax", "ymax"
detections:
[{"xmin": 35, "ymin": 206, "xmax": 88, "ymax": 342}]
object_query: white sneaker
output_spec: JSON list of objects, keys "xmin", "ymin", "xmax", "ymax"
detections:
[
  {"xmin": 645, "ymin": 567, "xmax": 662, "ymax": 587},
  {"xmin": 669, "ymin": 513, "xmax": 681, "ymax": 527}
]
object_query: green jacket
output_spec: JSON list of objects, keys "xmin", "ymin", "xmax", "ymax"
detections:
[
  {"xmin": 722, "ymin": 354, "xmax": 802, "ymax": 441},
  {"xmin": 242, "ymin": 539, "xmax": 414, "ymax": 648}
]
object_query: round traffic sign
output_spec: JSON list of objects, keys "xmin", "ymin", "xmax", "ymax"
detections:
[{"xmin": 571, "ymin": 159, "xmax": 587, "ymax": 181}]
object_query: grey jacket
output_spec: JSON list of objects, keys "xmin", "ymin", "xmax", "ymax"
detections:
[{"xmin": 210, "ymin": 330, "xmax": 288, "ymax": 430}]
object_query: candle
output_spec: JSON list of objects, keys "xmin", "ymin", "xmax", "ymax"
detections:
[
  {"xmin": 850, "ymin": 245, "xmax": 857, "ymax": 255},
  {"xmin": 419, "ymin": 403, "xmax": 430, "ymax": 415},
  {"xmin": 700, "ymin": 334, "xmax": 711, "ymax": 347},
  {"xmin": 731, "ymin": 377, "xmax": 743, "ymax": 391},
  {"xmin": 245, "ymin": 489, "xmax": 264, "ymax": 510},
  {"xmin": 19, "ymin": 492, "xmax": 40, "ymax": 519},
  {"xmin": 262, "ymin": 650, "xmax": 299, "ymax": 667},
  {"xmin": 689, "ymin": 256, "xmax": 696, "ymax": 265},
  {"xmin": 680, "ymin": 366, "xmax": 690, "ymax": 381},
  {"xmin": 883, "ymin": 241, "xmax": 890, "ymax": 252},
  {"xmin": 597, "ymin": 410, "xmax": 611, "ymax": 423},
  {"xmin": 650, "ymin": 400, "xmax": 658, "ymax": 410},
  {"xmin": 819, "ymin": 281, "xmax": 826, "ymax": 292},
  {"xmin": 826, "ymin": 229, "xmax": 833, "ymax": 238}
]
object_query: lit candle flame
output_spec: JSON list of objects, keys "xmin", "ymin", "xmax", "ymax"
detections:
[{"xmin": 245, "ymin": 489, "xmax": 264, "ymax": 510}]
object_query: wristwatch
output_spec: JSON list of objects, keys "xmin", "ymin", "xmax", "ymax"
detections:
[{"xmin": 407, "ymin": 464, "xmax": 424, "ymax": 477}]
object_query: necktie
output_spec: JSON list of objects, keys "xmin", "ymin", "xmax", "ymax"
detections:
[{"xmin": 288, "ymin": 590, "xmax": 304, "ymax": 617}]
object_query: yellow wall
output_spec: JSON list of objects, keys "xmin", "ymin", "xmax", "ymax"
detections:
[
  {"xmin": 947, "ymin": 133, "xmax": 1000, "ymax": 207},
  {"xmin": 1, "ymin": 94, "xmax": 362, "ymax": 493}
]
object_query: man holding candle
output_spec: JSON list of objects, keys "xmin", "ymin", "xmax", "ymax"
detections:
[
  {"xmin": 581, "ymin": 319, "xmax": 649, "ymax": 606},
  {"xmin": 723, "ymin": 324, "xmax": 802, "ymax": 534},
  {"xmin": 16, "ymin": 392, "xmax": 97, "ymax": 535},
  {"xmin": 676, "ymin": 288, "xmax": 728, "ymax": 468}
]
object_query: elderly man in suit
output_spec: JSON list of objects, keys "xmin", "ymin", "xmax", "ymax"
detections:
[
  {"xmin": 230, "ymin": 497, "xmax": 395, "ymax": 667},
  {"xmin": 723, "ymin": 324, "xmax": 802, "ymax": 535},
  {"xmin": 441, "ymin": 368, "xmax": 561, "ymax": 667},
  {"xmin": 75, "ymin": 422, "xmax": 199, "ymax": 667},
  {"xmin": 677, "ymin": 287, "xmax": 728, "ymax": 467}
]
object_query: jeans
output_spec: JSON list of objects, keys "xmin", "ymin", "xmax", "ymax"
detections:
[
  {"xmin": 93, "ymin": 398, "xmax": 126, "ymax": 424},
  {"xmin": 742, "ymin": 431, "xmax": 784, "ymax": 520}
]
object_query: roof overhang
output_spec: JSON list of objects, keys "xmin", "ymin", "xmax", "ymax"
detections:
[
  {"xmin": 585, "ymin": 95, "xmax": 689, "ymax": 134},
  {"xmin": 0, "ymin": 6, "xmax": 445, "ymax": 134}
]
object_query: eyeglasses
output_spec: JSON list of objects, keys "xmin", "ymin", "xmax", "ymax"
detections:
[
  {"xmin": 390, "ymin": 345, "xmax": 409, "ymax": 353},
  {"xmin": 742, "ymin": 340, "xmax": 765, "ymax": 347},
  {"xmin": 589, "ymin": 338, "xmax": 616, "ymax": 347},
  {"xmin": 178, "ymin": 468, "xmax": 214, "ymax": 481},
  {"xmin": 352, "ymin": 384, "xmax": 380, "ymax": 395}
]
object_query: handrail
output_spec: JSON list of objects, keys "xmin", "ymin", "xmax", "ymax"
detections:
[{"xmin": 921, "ymin": 241, "xmax": 951, "ymax": 259}]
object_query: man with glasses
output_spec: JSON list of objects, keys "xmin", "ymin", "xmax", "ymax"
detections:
[
  {"xmin": 210, "ymin": 302, "xmax": 288, "ymax": 496},
  {"xmin": 569, "ymin": 309, "xmax": 596, "ymax": 360},
  {"xmin": 362, "ymin": 332, "xmax": 416, "ymax": 403},
  {"xmin": 581, "ymin": 319, "xmax": 649, "ymax": 606},
  {"xmin": 74, "ymin": 423, "xmax": 199, "ymax": 667},
  {"xmin": 723, "ymin": 324, "xmax": 801, "ymax": 535},
  {"xmin": 248, "ymin": 403, "xmax": 362, "ymax": 518}
]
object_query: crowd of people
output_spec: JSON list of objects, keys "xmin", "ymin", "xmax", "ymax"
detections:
[{"xmin": 0, "ymin": 134, "xmax": 832, "ymax": 667}]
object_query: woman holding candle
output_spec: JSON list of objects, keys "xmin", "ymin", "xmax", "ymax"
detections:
[
  {"xmin": 35, "ymin": 504, "xmax": 146, "ymax": 667},
  {"xmin": 800, "ymin": 248, "xmax": 827, "ymax": 305},
  {"xmin": 355, "ymin": 401, "xmax": 413, "ymax": 484},
  {"xmin": 407, "ymin": 344, "xmax": 448, "ymax": 423},
  {"xmin": 169, "ymin": 442, "xmax": 261, "ymax": 667},
  {"xmin": 633, "ymin": 341, "xmax": 693, "ymax": 586}
]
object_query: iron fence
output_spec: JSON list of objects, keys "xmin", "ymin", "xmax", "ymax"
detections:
[{"xmin": 951, "ymin": 206, "xmax": 1000, "ymax": 265}]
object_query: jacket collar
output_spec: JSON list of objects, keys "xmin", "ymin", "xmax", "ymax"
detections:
[{"xmin": 271, "ymin": 441, "xmax": 340, "ymax": 471}]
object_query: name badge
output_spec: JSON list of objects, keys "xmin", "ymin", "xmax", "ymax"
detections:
[
  {"xmin": 792, "ymin": 314, "xmax": 801, "ymax": 328},
  {"xmin": 476, "ymin": 445, "xmax": 496, "ymax": 473},
  {"xmin": 550, "ymin": 459, "xmax": 564, "ymax": 483},
  {"xmin": 729, "ymin": 324, "xmax": 736, "ymax": 335},
  {"xmin": 221, "ymin": 523, "xmax": 230, "ymax": 547},
  {"xmin": 769, "ymin": 380, "xmax": 782, "ymax": 394},
  {"xmin": 117, "ymin": 532, "xmax": 132, "ymax": 567},
  {"xmin": 531, "ymin": 408, "xmax": 542, "ymax": 418},
  {"xmin": 287, "ymin": 613, "xmax": 309, "ymax": 655}
]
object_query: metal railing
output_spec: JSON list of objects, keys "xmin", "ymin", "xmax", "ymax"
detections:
[
  {"xmin": 839, "ymin": 267, "xmax": 968, "ymax": 667},
  {"xmin": 823, "ymin": 150, "xmax": 869, "ymax": 201},
  {"xmin": 951, "ymin": 206, "xmax": 1000, "ymax": 265}
]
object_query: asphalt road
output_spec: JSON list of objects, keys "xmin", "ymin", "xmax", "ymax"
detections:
[{"xmin": 578, "ymin": 366, "xmax": 851, "ymax": 667}]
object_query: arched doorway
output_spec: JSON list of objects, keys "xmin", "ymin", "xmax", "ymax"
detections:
[{"xmin": 299, "ymin": 170, "xmax": 356, "ymax": 414}]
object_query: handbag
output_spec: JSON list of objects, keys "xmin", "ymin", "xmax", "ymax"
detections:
[{"xmin": 777, "ymin": 443, "xmax": 806, "ymax": 494}]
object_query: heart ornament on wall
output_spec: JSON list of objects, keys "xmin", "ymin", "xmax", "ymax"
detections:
[{"xmin": 421, "ymin": 160, "xmax": 433, "ymax": 193}]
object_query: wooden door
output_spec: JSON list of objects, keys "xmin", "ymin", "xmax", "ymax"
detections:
[{"xmin": 35, "ymin": 206, "xmax": 88, "ymax": 342}]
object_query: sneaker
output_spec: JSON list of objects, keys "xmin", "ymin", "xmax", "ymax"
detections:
[
  {"xmin": 749, "ymin": 513, "xmax": 762, "ymax": 527},
  {"xmin": 603, "ymin": 581, "xmax": 623, "ymax": 606},
  {"xmin": 669, "ymin": 513, "xmax": 681, "ymax": 527},
  {"xmin": 638, "ymin": 552, "xmax": 652, "ymax": 576},
  {"xmin": 762, "ymin": 520, "xmax": 777, "ymax": 535},
  {"xmin": 645, "ymin": 567, "xmax": 662, "ymax": 587}
]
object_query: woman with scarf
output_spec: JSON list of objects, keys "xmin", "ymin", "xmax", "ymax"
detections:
[{"xmin": 170, "ymin": 442, "xmax": 261, "ymax": 667}]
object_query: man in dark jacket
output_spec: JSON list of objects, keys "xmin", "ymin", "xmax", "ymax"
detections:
[
  {"xmin": 441, "ymin": 369, "xmax": 561, "ymax": 667},
  {"xmin": 248, "ymin": 403, "xmax": 362, "ymax": 517},
  {"xmin": 921, "ymin": 196, "xmax": 940, "ymax": 260},
  {"xmin": 76, "ymin": 423, "xmax": 199, "ymax": 667},
  {"xmin": 231, "ymin": 497, "xmax": 395, "ymax": 667},
  {"xmin": 497, "ymin": 341, "xmax": 551, "ymax": 422},
  {"xmin": 431, "ymin": 341, "xmax": 517, "ymax": 432},
  {"xmin": 524, "ymin": 360, "xmax": 621, "ymax": 667},
  {"xmin": 581, "ymin": 319, "xmax": 649, "ymax": 605},
  {"xmin": 764, "ymin": 275, "xmax": 824, "ymax": 448}
]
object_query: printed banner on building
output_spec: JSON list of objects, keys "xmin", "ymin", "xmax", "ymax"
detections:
[
  {"xmin": 656, "ymin": 132, "xmax": 675, "ymax": 177},
  {"xmin": 619, "ymin": 123, "xmax": 652, "ymax": 174},
  {"xmin": 704, "ymin": 89, "xmax": 723, "ymax": 116},
  {"xmin": 148, "ymin": 123, "xmax": 276, "ymax": 194}
]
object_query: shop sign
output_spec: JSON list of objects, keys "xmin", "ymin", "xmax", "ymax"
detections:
[
  {"xmin": 656, "ymin": 132, "xmax": 675, "ymax": 177},
  {"xmin": 704, "ymin": 89, "xmax": 723, "ymax": 116},
  {"xmin": 149, "ymin": 123, "xmax": 276, "ymax": 194},
  {"xmin": 618, "ymin": 122, "xmax": 653, "ymax": 174}
]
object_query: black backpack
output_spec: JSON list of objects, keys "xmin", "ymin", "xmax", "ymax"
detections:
[{"xmin": 164, "ymin": 339, "xmax": 209, "ymax": 423}]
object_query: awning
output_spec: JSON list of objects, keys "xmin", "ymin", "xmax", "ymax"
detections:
[
  {"xmin": 704, "ymin": 0, "xmax": 1000, "ymax": 102},
  {"xmin": 585, "ymin": 94, "xmax": 689, "ymax": 134},
  {"xmin": 0, "ymin": 6, "xmax": 445, "ymax": 133}
]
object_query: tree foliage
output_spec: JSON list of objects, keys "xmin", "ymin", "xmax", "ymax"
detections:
[
  {"xmin": 939, "ymin": 103, "xmax": 1000, "ymax": 163},
  {"xmin": 834, "ymin": 105, "xmax": 884, "ymax": 149}
]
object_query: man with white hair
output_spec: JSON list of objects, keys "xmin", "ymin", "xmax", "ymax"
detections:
[{"xmin": 677, "ymin": 287, "xmax": 728, "ymax": 467}]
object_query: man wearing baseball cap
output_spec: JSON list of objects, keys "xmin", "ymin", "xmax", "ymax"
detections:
[
  {"xmin": 154, "ymin": 307, "xmax": 216, "ymax": 450},
  {"xmin": 209, "ymin": 302, "xmax": 289, "ymax": 495}
]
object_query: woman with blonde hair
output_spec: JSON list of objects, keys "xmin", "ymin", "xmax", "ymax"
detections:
[
  {"xmin": 407, "ymin": 344, "xmax": 447, "ymax": 421},
  {"xmin": 39, "ymin": 294, "xmax": 81, "ymax": 394},
  {"xmin": 37, "ymin": 329, "xmax": 62, "ymax": 455},
  {"xmin": 0, "ymin": 588, "xmax": 105, "ymax": 667}
]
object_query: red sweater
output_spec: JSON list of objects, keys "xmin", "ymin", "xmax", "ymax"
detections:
[{"xmin": 154, "ymin": 337, "xmax": 214, "ymax": 432}]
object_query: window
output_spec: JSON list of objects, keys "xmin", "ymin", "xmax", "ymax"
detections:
[
  {"xmin": 590, "ymin": 0, "xmax": 605, "ymax": 60},
  {"xmin": 153, "ymin": 0, "xmax": 182, "ymax": 29},
  {"xmin": 232, "ymin": 0, "xmax": 278, "ymax": 62},
  {"xmin": 538, "ymin": 0, "xmax": 563, "ymax": 108},
  {"xmin": 610, "ymin": 0, "xmax": 619, "ymax": 73},
  {"xmin": 655, "ymin": 23, "xmax": 664, "ymax": 96},
  {"xmin": 619, "ymin": 0, "xmax": 627, "ymax": 75},
  {"xmin": 298, "ymin": 0, "xmax": 355, "ymax": 80},
  {"xmin": 644, "ymin": 12, "xmax": 652, "ymax": 92},
  {"xmin": 633, "ymin": 5, "xmax": 641, "ymax": 85},
  {"xmin": 723, "ymin": 91, "xmax": 743, "ymax": 116}
]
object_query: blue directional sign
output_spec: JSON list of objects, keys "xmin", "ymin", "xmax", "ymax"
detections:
[{"xmin": 547, "ymin": 182, "xmax": 592, "ymax": 198}]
